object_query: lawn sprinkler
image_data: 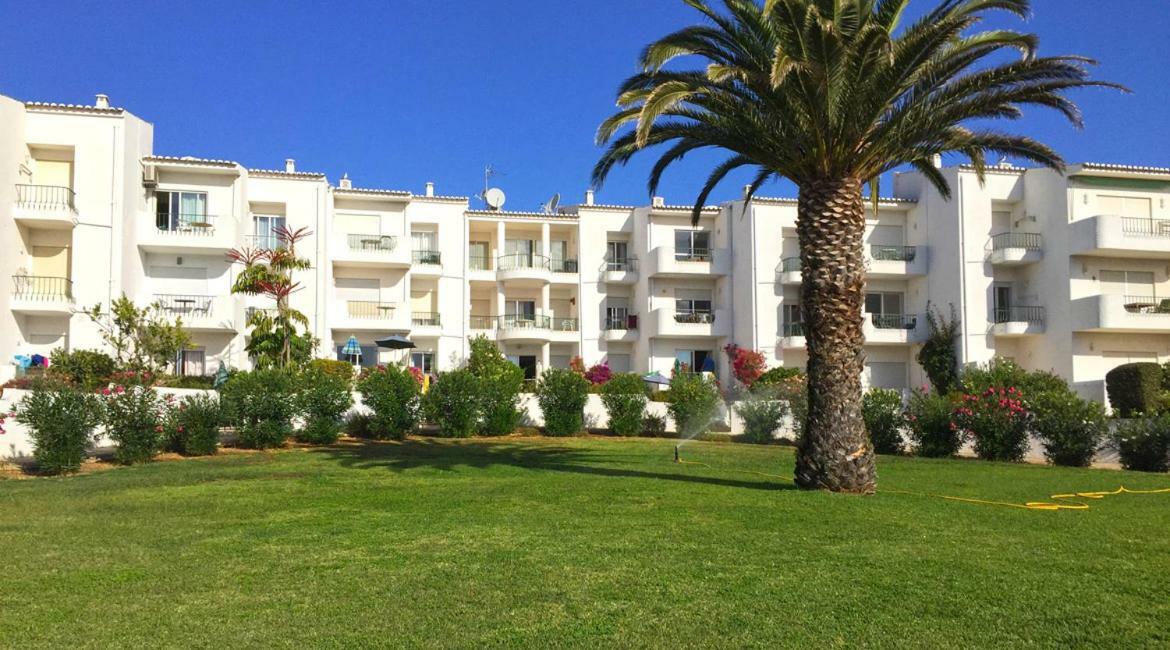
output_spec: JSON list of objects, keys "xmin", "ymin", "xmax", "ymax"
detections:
[{"xmin": 674, "ymin": 444, "xmax": 681, "ymax": 463}]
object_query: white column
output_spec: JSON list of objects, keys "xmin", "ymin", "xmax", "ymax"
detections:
[
  {"xmin": 541, "ymin": 342, "xmax": 550, "ymax": 373},
  {"xmin": 496, "ymin": 221, "xmax": 506, "ymax": 268},
  {"xmin": 541, "ymin": 222, "xmax": 550, "ymax": 259}
]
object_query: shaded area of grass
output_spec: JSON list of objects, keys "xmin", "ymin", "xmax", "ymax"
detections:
[{"xmin": 1, "ymin": 437, "xmax": 1168, "ymax": 648}]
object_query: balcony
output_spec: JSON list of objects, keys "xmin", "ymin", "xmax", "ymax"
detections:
[
  {"xmin": 333, "ymin": 300, "xmax": 408, "ymax": 332},
  {"xmin": 779, "ymin": 321, "xmax": 806, "ymax": 349},
  {"xmin": 1072, "ymin": 294, "xmax": 1170, "ymax": 333},
  {"xmin": 550, "ymin": 258, "xmax": 580, "ymax": 284},
  {"xmin": 648, "ymin": 308, "xmax": 730, "ymax": 339},
  {"xmin": 990, "ymin": 306, "xmax": 1046, "ymax": 337},
  {"xmin": 863, "ymin": 313, "xmax": 924, "ymax": 345},
  {"xmin": 412, "ymin": 250, "xmax": 442, "ymax": 278},
  {"xmin": 333, "ymin": 234, "xmax": 410, "ymax": 268},
  {"xmin": 497, "ymin": 254, "xmax": 551, "ymax": 286},
  {"xmin": 10, "ymin": 275, "xmax": 73, "ymax": 315},
  {"xmin": 469, "ymin": 314, "xmax": 496, "ymax": 332},
  {"xmin": 866, "ymin": 245, "xmax": 927, "ymax": 279},
  {"xmin": 777, "ymin": 257, "xmax": 802, "ymax": 285},
  {"xmin": 495, "ymin": 314, "xmax": 579, "ymax": 343},
  {"xmin": 411, "ymin": 312, "xmax": 442, "ymax": 333},
  {"xmin": 14, "ymin": 184, "xmax": 77, "ymax": 229},
  {"xmin": 153, "ymin": 294, "xmax": 236, "ymax": 332},
  {"xmin": 139, "ymin": 214, "xmax": 235, "ymax": 254},
  {"xmin": 602, "ymin": 313, "xmax": 639, "ymax": 342},
  {"xmin": 986, "ymin": 233, "xmax": 1043, "ymax": 266},
  {"xmin": 1070, "ymin": 215, "xmax": 1170, "ymax": 259},
  {"xmin": 602, "ymin": 257, "xmax": 639, "ymax": 284},
  {"xmin": 647, "ymin": 246, "xmax": 729, "ymax": 278}
]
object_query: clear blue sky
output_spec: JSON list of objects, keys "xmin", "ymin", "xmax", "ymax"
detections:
[{"xmin": 1, "ymin": 1, "xmax": 1166, "ymax": 209}]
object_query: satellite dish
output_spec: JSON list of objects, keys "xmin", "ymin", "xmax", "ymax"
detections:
[
  {"xmin": 542, "ymin": 193, "xmax": 561, "ymax": 214},
  {"xmin": 485, "ymin": 187, "xmax": 506, "ymax": 210}
]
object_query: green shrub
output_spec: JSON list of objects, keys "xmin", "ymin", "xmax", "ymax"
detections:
[
  {"xmin": 101, "ymin": 384, "xmax": 166, "ymax": 464},
  {"xmin": 735, "ymin": 385, "xmax": 788, "ymax": 444},
  {"xmin": 952, "ymin": 387, "xmax": 1030, "ymax": 462},
  {"xmin": 13, "ymin": 387, "xmax": 104, "ymax": 474},
  {"xmin": 905, "ymin": 389, "xmax": 961, "ymax": 457},
  {"xmin": 754, "ymin": 366, "xmax": 803, "ymax": 387},
  {"xmin": 642, "ymin": 413, "xmax": 667, "ymax": 437},
  {"xmin": 600, "ymin": 373, "xmax": 649, "ymax": 437},
  {"xmin": 918, "ymin": 303, "xmax": 961, "ymax": 393},
  {"xmin": 295, "ymin": 366, "xmax": 353, "ymax": 445},
  {"xmin": 467, "ymin": 336, "xmax": 525, "ymax": 436},
  {"xmin": 220, "ymin": 369, "xmax": 296, "ymax": 449},
  {"xmin": 862, "ymin": 388, "xmax": 905, "ymax": 455},
  {"xmin": 1106, "ymin": 363, "xmax": 1164, "ymax": 417},
  {"xmin": 344, "ymin": 412, "xmax": 375, "ymax": 439},
  {"xmin": 537, "ymin": 368, "xmax": 590, "ymax": 436},
  {"xmin": 960, "ymin": 358, "xmax": 1067, "ymax": 403},
  {"xmin": 356, "ymin": 364, "xmax": 421, "ymax": 440},
  {"xmin": 667, "ymin": 372, "xmax": 722, "ymax": 439},
  {"xmin": 157, "ymin": 375, "xmax": 216, "ymax": 389},
  {"xmin": 1111, "ymin": 416, "xmax": 1170, "ymax": 473},
  {"xmin": 166, "ymin": 393, "xmax": 221, "ymax": 456},
  {"xmin": 424, "ymin": 369, "xmax": 481, "ymax": 438},
  {"xmin": 48, "ymin": 348, "xmax": 116, "ymax": 391},
  {"xmin": 1029, "ymin": 389, "xmax": 1107, "ymax": 467},
  {"xmin": 308, "ymin": 358, "xmax": 354, "ymax": 383}
]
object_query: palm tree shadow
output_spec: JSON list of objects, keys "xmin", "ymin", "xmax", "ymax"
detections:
[{"xmin": 313, "ymin": 438, "xmax": 794, "ymax": 491}]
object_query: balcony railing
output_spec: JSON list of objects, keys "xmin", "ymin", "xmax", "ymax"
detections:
[
  {"xmin": 782, "ymin": 321, "xmax": 805, "ymax": 337},
  {"xmin": 870, "ymin": 245, "xmax": 917, "ymax": 262},
  {"xmin": 347, "ymin": 301, "xmax": 396, "ymax": 319},
  {"xmin": 992, "ymin": 306, "xmax": 1046, "ymax": 324},
  {"xmin": 603, "ymin": 314, "xmax": 639, "ymax": 330},
  {"xmin": 470, "ymin": 314, "xmax": 496, "ymax": 330},
  {"xmin": 551, "ymin": 259, "xmax": 579, "ymax": 273},
  {"xmin": 347, "ymin": 233, "xmax": 397, "ymax": 252},
  {"xmin": 412, "ymin": 312, "xmax": 441, "ymax": 327},
  {"xmin": 16, "ymin": 184, "xmax": 76, "ymax": 211},
  {"xmin": 779, "ymin": 257, "xmax": 801, "ymax": 273},
  {"xmin": 413, "ymin": 250, "xmax": 441, "ymax": 265},
  {"xmin": 498, "ymin": 253, "xmax": 550, "ymax": 271},
  {"xmin": 1121, "ymin": 218, "xmax": 1170, "ymax": 238},
  {"xmin": 674, "ymin": 248, "xmax": 712, "ymax": 262},
  {"xmin": 989, "ymin": 232, "xmax": 1042, "ymax": 251},
  {"xmin": 154, "ymin": 294, "xmax": 213, "ymax": 316},
  {"xmin": 674, "ymin": 310, "xmax": 715, "ymax": 324},
  {"xmin": 500, "ymin": 314, "xmax": 552, "ymax": 329},
  {"xmin": 157, "ymin": 213, "xmax": 217, "ymax": 236},
  {"xmin": 1122, "ymin": 295, "xmax": 1170, "ymax": 314},
  {"xmin": 869, "ymin": 313, "xmax": 918, "ymax": 330},
  {"xmin": 469, "ymin": 255, "xmax": 493, "ymax": 271},
  {"xmin": 12, "ymin": 275, "xmax": 72, "ymax": 300},
  {"xmin": 605, "ymin": 257, "xmax": 638, "ymax": 272}
]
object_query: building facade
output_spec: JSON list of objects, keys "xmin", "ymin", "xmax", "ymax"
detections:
[{"xmin": 4, "ymin": 93, "xmax": 1170, "ymax": 405}]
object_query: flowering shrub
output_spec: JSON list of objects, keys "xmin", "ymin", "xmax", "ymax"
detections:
[
  {"xmin": 101, "ymin": 384, "xmax": 168, "ymax": 464},
  {"xmin": 667, "ymin": 371, "xmax": 722, "ymax": 438},
  {"xmin": 468, "ymin": 336, "xmax": 524, "ymax": 436},
  {"xmin": 950, "ymin": 387, "xmax": 1031, "ymax": 462},
  {"xmin": 569, "ymin": 355, "xmax": 587, "ymax": 375},
  {"xmin": 166, "ymin": 393, "xmax": 221, "ymax": 456},
  {"xmin": 107, "ymin": 370, "xmax": 157, "ymax": 388},
  {"xmin": 220, "ymin": 369, "xmax": 296, "ymax": 448},
  {"xmin": 584, "ymin": 362, "xmax": 613, "ymax": 386},
  {"xmin": 13, "ymin": 387, "xmax": 104, "ymax": 474},
  {"xmin": 724, "ymin": 344, "xmax": 766, "ymax": 387},
  {"xmin": 1029, "ymin": 389, "xmax": 1107, "ymax": 467},
  {"xmin": 773, "ymin": 374, "xmax": 807, "ymax": 442},
  {"xmin": 295, "ymin": 366, "xmax": 353, "ymax": 445},
  {"xmin": 423, "ymin": 369, "xmax": 480, "ymax": 438},
  {"xmin": 47, "ymin": 348, "xmax": 116, "ymax": 391},
  {"xmin": 537, "ymin": 368, "xmax": 590, "ymax": 436},
  {"xmin": 356, "ymin": 364, "xmax": 420, "ymax": 440},
  {"xmin": 905, "ymin": 388, "xmax": 961, "ymax": 457},
  {"xmin": 1111, "ymin": 415, "xmax": 1170, "ymax": 473},
  {"xmin": 600, "ymin": 373, "xmax": 649, "ymax": 437},
  {"xmin": 862, "ymin": 388, "xmax": 905, "ymax": 455}
]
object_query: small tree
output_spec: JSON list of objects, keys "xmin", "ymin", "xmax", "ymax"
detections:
[
  {"xmin": 356, "ymin": 364, "xmax": 421, "ymax": 440},
  {"xmin": 736, "ymin": 384, "xmax": 788, "ymax": 444},
  {"xmin": 724, "ymin": 344, "xmax": 766, "ymax": 388},
  {"xmin": 220, "ymin": 369, "xmax": 297, "ymax": 449},
  {"xmin": 537, "ymin": 368, "xmax": 590, "ymax": 437},
  {"xmin": 424, "ymin": 369, "xmax": 481, "ymax": 438},
  {"xmin": 295, "ymin": 365, "xmax": 353, "ymax": 444},
  {"xmin": 85, "ymin": 295, "xmax": 191, "ymax": 374},
  {"xmin": 600, "ymin": 373, "xmax": 649, "ymax": 437},
  {"xmin": 468, "ymin": 335, "xmax": 524, "ymax": 436},
  {"xmin": 667, "ymin": 371, "xmax": 722, "ymax": 438},
  {"xmin": 227, "ymin": 226, "xmax": 317, "ymax": 369},
  {"xmin": 917, "ymin": 303, "xmax": 961, "ymax": 394}
]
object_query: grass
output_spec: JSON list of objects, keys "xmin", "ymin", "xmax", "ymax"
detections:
[{"xmin": 1, "ymin": 437, "xmax": 1169, "ymax": 648}]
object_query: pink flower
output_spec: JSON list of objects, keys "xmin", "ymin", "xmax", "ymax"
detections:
[
  {"xmin": 102, "ymin": 388, "xmax": 111, "ymax": 396},
  {"xmin": 177, "ymin": 425, "xmax": 185, "ymax": 433},
  {"xmin": 154, "ymin": 425, "xmax": 164, "ymax": 433},
  {"xmin": 115, "ymin": 385, "xmax": 125, "ymax": 394}
]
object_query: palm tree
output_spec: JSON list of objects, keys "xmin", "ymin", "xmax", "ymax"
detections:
[{"xmin": 593, "ymin": 0, "xmax": 1121, "ymax": 492}]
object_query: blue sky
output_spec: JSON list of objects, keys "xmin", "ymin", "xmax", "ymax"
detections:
[{"xmin": 1, "ymin": 1, "xmax": 1166, "ymax": 209}]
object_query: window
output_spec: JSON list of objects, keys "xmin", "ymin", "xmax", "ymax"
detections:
[
  {"xmin": 674, "ymin": 230, "xmax": 711, "ymax": 260},
  {"xmin": 469, "ymin": 241, "xmax": 490, "ymax": 270},
  {"xmin": 410, "ymin": 351, "xmax": 435, "ymax": 375},
  {"xmin": 253, "ymin": 214, "xmax": 286, "ymax": 250},
  {"xmin": 866, "ymin": 362, "xmax": 908, "ymax": 390},
  {"xmin": 550, "ymin": 355, "xmax": 571, "ymax": 369},
  {"xmin": 605, "ymin": 298, "xmax": 630, "ymax": 329},
  {"xmin": 865, "ymin": 292, "xmax": 904, "ymax": 315},
  {"xmin": 675, "ymin": 349, "xmax": 714, "ymax": 374},
  {"xmin": 504, "ymin": 300, "xmax": 537, "ymax": 326},
  {"xmin": 783, "ymin": 304, "xmax": 803, "ymax": 335},
  {"xmin": 178, "ymin": 348, "xmax": 206, "ymax": 377},
  {"xmin": 607, "ymin": 354, "xmax": 631, "ymax": 373},
  {"xmin": 504, "ymin": 239, "xmax": 535, "ymax": 268},
  {"xmin": 156, "ymin": 191, "xmax": 208, "ymax": 231},
  {"xmin": 506, "ymin": 355, "xmax": 538, "ymax": 380},
  {"xmin": 675, "ymin": 290, "xmax": 713, "ymax": 324},
  {"xmin": 1100, "ymin": 270, "xmax": 1155, "ymax": 299},
  {"xmin": 606, "ymin": 241, "xmax": 629, "ymax": 270},
  {"xmin": 412, "ymin": 231, "xmax": 440, "ymax": 264},
  {"xmin": 1099, "ymin": 195, "xmax": 1153, "ymax": 219}
]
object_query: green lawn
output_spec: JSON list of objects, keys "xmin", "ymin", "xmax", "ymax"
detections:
[{"xmin": 1, "ymin": 437, "xmax": 1168, "ymax": 648}]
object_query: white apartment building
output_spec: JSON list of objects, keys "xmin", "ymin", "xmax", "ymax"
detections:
[{"xmin": 3, "ymin": 92, "xmax": 1170, "ymax": 406}]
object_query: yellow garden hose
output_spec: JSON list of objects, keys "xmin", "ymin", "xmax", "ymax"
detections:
[{"xmin": 673, "ymin": 447, "xmax": 1170, "ymax": 512}]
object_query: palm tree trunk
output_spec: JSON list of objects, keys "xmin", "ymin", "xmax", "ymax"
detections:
[{"xmin": 794, "ymin": 178, "xmax": 876, "ymax": 493}]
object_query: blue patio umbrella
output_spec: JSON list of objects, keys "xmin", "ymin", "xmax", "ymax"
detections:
[
  {"xmin": 342, "ymin": 336, "xmax": 362, "ymax": 367},
  {"xmin": 642, "ymin": 371, "xmax": 670, "ymax": 386}
]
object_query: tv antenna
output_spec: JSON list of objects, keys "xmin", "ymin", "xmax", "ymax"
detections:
[
  {"xmin": 540, "ymin": 192, "xmax": 561, "ymax": 215},
  {"xmin": 476, "ymin": 165, "xmax": 506, "ymax": 207}
]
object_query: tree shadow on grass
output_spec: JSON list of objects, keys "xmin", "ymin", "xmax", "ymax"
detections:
[{"xmin": 312, "ymin": 438, "xmax": 794, "ymax": 491}]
